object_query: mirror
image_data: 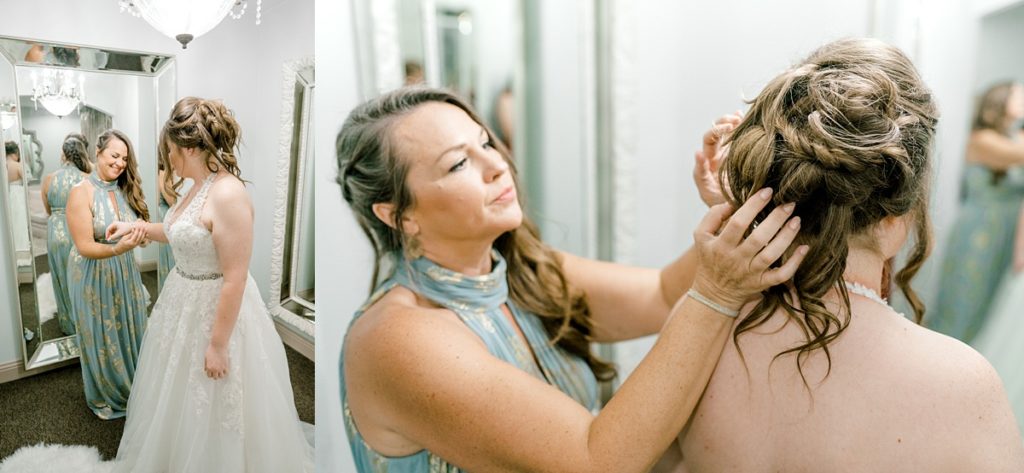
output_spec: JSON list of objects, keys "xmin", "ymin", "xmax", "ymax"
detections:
[
  {"xmin": 269, "ymin": 56, "xmax": 315, "ymax": 359},
  {"xmin": 0, "ymin": 36, "xmax": 174, "ymax": 370}
]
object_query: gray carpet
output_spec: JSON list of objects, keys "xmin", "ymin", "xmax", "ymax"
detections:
[{"xmin": 0, "ymin": 346, "xmax": 314, "ymax": 461}]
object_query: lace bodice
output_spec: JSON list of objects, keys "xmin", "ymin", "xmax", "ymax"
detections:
[{"xmin": 165, "ymin": 174, "xmax": 220, "ymax": 276}]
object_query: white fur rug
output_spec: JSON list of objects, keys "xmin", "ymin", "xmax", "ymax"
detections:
[{"xmin": 0, "ymin": 443, "xmax": 110, "ymax": 473}]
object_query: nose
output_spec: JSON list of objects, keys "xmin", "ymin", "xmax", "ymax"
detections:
[{"xmin": 481, "ymin": 149, "xmax": 508, "ymax": 183}]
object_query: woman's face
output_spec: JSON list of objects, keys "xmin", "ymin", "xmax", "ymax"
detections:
[
  {"xmin": 393, "ymin": 102, "xmax": 523, "ymax": 245},
  {"xmin": 1006, "ymin": 85, "xmax": 1024, "ymax": 122},
  {"xmin": 96, "ymin": 138, "xmax": 129, "ymax": 181}
]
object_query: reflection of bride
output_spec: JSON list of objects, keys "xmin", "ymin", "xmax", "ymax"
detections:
[
  {"xmin": 108, "ymin": 97, "xmax": 313, "ymax": 472},
  {"xmin": 5, "ymin": 141, "xmax": 31, "ymax": 254},
  {"xmin": 974, "ymin": 204, "xmax": 1024, "ymax": 438}
]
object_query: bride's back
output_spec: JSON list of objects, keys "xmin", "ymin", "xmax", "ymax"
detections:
[
  {"xmin": 679, "ymin": 298, "xmax": 1022, "ymax": 471},
  {"xmin": 676, "ymin": 38, "xmax": 1023, "ymax": 471}
]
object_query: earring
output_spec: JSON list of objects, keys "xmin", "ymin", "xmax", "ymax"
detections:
[{"xmin": 403, "ymin": 233, "xmax": 424, "ymax": 260}]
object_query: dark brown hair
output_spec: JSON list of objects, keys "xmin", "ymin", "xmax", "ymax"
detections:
[
  {"xmin": 337, "ymin": 87, "xmax": 615, "ymax": 381},
  {"xmin": 62, "ymin": 133, "xmax": 91, "ymax": 173},
  {"xmin": 721, "ymin": 38, "xmax": 938, "ymax": 383},
  {"xmin": 97, "ymin": 129, "xmax": 150, "ymax": 221},
  {"xmin": 4, "ymin": 140, "xmax": 18, "ymax": 158},
  {"xmin": 161, "ymin": 97, "xmax": 244, "ymax": 182}
]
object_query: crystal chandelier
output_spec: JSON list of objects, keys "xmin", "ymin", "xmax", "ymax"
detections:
[
  {"xmin": 31, "ymin": 69, "xmax": 84, "ymax": 118},
  {"xmin": 119, "ymin": 0, "xmax": 263, "ymax": 49}
]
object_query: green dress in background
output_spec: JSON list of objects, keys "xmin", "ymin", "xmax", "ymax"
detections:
[
  {"xmin": 340, "ymin": 252, "xmax": 600, "ymax": 472},
  {"xmin": 156, "ymin": 194, "xmax": 175, "ymax": 291},
  {"xmin": 46, "ymin": 163, "xmax": 87, "ymax": 336},
  {"xmin": 67, "ymin": 173, "xmax": 149, "ymax": 420},
  {"xmin": 928, "ymin": 164, "xmax": 1024, "ymax": 343}
]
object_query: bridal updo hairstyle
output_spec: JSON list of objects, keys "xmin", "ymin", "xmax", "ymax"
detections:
[
  {"xmin": 160, "ymin": 97, "xmax": 244, "ymax": 183},
  {"xmin": 336, "ymin": 87, "xmax": 616, "ymax": 381},
  {"xmin": 721, "ymin": 38, "xmax": 938, "ymax": 380}
]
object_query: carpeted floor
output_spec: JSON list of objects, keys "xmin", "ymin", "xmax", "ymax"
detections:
[{"xmin": 0, "ymin": 345, "xmax": 314, "ymax": 461}]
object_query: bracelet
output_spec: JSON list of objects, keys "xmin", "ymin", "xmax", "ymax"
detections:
[{"xmin": 686, "ymin": 288, "xmax": 740, "ymax": 318}]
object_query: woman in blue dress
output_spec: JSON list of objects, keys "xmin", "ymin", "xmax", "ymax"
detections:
[
  {"xmin": 66, "ymin": 129, "xmax": 150, "ymax": 420},
  {"xmin": 928, "ymin": 81, "xmax": 1024, "ymax": 343},
  {"xmin": 336, "ymin": 88, "xmax": 808, "ymax": 472},
  {"xmin": 41, "ymin": 133, "xmax": 91, "ymax": 336}
]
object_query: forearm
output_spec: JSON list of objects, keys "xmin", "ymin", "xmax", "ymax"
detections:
[
  {"xmin": 209, "ymin": 278, "xmax": 246, "ymax": 349},
  {"xmin": 139, "ymin": 221, "xmax": 168, "ymax": 243},
  {"xmin": 73, "ymin": 239, "xmax": 120, "ymax": 260},
  {"xmin": 659, "ymin": 247, "xmax": 699, "ymax": 307},
  {"xmin": 585, "ymin": 297, "xmax": 731, "ymax": 473}
]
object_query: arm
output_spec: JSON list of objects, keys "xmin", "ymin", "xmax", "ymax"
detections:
[
  {"xmin": 107, "ymin": 220, "xmax": 168, "ymax": 244},
  {"xmin": 67, "ymin": 183, "xmax": 145, "ymax": 259},
  {"xmin": 348, "ymin": 191, "xmax": 807, "ymax": 472},
  {"xmin": 952, "ymin": 355, "xmax": 1024, "ymax": 470},
  {"xmin": 559, "ymin": 248, "xmax": 698, "ymax": 342},
  {"xmin": 41, "ymin": 174, "xmax": 52, "ymax": 215},
  {"xmin": 966, "ymin": 129, "xmax": 1024, "ymax": 170},
  {"xmin": 203, "ymin": 178, "xmax": 253, "ymax": 380}
]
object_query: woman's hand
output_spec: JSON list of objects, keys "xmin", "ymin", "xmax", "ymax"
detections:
[
  {"xmin": 691, "ymin": 187, "xmax": 808, "ymax": 311},
  {"xmin": 693, "ymin": 112, "xmax": 743, "ymax": 207},
  {"xmin": 111, "ymin": 225, "xmax": 146, "ymax": 256},
  {"xmin": 105, "ymin": 221, "xmax": 135, "ymax": 241},
  {"xmin": 204, "ymin": 343, "xmax": 230, "ymax": 380}
]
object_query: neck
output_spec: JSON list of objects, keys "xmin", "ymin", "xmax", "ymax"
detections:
[
  {"xmin": 420, "ymin": 238, "xmax": 495, "ymax": 276},
  {"xmin": 180, "ymin": 156, "xmax": 214, "ymax": 182},
  {"xmin": 842, "ymin": 245, "xmax": 886, "ymax": 296}
]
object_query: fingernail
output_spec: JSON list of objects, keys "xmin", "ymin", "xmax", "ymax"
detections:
[
  {"xmin": 759, "ymin": 188, "xmax": 773, "ymax": 199},
  {"xmin": 798, "ymin": 245, "xmax": 809, "ymax": 254},
  {"xmin": 783, "ymin": 203, "xmax": 795, "ymax": 213},
  {"xmin": 789, "ymin": 216, "xmax": 800, "ymax": 229}
]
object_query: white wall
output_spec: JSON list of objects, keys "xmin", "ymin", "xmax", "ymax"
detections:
[
  {"xmin": 315, "ymin": 0, "xmax": 366, "ymax": 470},
  {"xmin": 975, "ymin": 2, "xmax": 1024, "ymax": 92},
  {"xmin": 0, "ymin": 0, "xmax": 313, "ymax": 367}
]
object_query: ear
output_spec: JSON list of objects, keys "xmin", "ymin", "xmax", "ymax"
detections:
[
  {"xmin": 876, "ymin": 214, "xmax": 910, "ymax": 258},
  {"xmin": 371, "ymin": 202, "xmax": 420, "ymax": 235}
]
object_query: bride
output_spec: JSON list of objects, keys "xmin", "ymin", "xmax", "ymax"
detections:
[{"xmin": 107, "ymin": 97, "xmax": 313, "ymax": 472}]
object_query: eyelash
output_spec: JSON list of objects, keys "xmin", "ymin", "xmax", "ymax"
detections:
[{"xmin": 448, "ymin": 140, "xmax": 495, "ymax": 173}]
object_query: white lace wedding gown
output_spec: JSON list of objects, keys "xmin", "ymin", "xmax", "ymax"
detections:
[{"xmin": 112, "ymin": 175, "xmax": 313, "ymax": 472}]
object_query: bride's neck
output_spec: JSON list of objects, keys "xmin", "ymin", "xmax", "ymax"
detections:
[{"xmin": 842, "ymin": 246, "xmax": 886, "ymax": 296}]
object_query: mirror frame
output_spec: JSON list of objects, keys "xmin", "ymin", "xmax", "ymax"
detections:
[
  {"xmin": 269, "ymin": 55, "xmax": 315, "ymax": 360},
  {"xmin": 0, "ymin": 35, "xmax": 175, "ymax": 371}
]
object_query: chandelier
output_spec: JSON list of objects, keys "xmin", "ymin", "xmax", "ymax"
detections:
[
  {"xmin": 31, "ymin": 69, "xmax": 84, "ymax": 118},
  {"xmin": 119, "ymin": 0, "xmax": 263, "ymax": 49}
]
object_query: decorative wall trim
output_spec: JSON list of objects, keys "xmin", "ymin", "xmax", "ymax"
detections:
[{"xmin": 268, "ymin": 56, "xmax": 315, "ymax": 342}]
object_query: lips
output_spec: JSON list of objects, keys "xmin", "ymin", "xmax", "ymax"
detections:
[{"xmin": 492, "ymin": 186, "xmax": 516, "ymax": 204}]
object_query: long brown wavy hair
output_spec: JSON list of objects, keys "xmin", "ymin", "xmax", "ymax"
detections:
[
  {"xmin": 337, "ymin": 87, "xmax": 616, "ymax": 381},
  {"xmin": 97, "ymin": 129, "xmax": 149, "ymax": 221},
  {"xmin": 720, "ymin": 38, "xmax": 938, "ymax": 383},
  {"xmin": 160, "ymin": 97, "xmax": 244, "ymax": 183}
]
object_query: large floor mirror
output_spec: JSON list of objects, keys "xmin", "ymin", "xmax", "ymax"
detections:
[
  {"xmin": 270, "ymin": 56, "xmax": 316, "ymax": 360},
  {"xmin": 0, "ymin": 36, "xmax": 174, "ymax": 370}
]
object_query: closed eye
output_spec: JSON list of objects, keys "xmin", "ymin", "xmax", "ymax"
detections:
[{"xmin": 448, "ymin": 157, "xmax": 468, "ymax": 173}]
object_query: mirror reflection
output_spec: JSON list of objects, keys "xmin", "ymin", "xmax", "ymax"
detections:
[{"xmin": 0, "ymin": 36, "xmax": 174, "ymax": 370}]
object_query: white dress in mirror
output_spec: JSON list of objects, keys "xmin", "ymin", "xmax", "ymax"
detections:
[{"xmin": 113, "ymin": 174, "xmax": 313, "ymax": 472}]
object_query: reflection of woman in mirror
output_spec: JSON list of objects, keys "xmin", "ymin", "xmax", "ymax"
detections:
[
  {"xmin": 335, "ymin": 88, "xmax": 807, "ymax": 472},
  {"xmin": 155, "ymin": 153, "xmax": 179, "ymax": 290},
  {"xmin": 66, "ymin": 129, "xmax": 150, "ymax": 420},
  {"xmin": 928, "ymin": 81, "xmax": 1024, "ymax": 343},
  {"xmin": 108, "ymin": 97, "xmax": 312, "ymax": 471},
  {"xmin": 493, "ymin": 83, "xmax": 514, "ymax": 151},
  {"xmin": 973, "ymin": 94, "xmax": 1024, "ymax": 445},
  {"xmin": 41, "ymin": 133, "xmax": 91, "ymax": 336},
  {"xmin": 5, "ymin": 140, "xmax": 30, "ymax": 252},
  {"xmin": 670, "ymin": 39, "xmax": 1023, "ymax": 471}
]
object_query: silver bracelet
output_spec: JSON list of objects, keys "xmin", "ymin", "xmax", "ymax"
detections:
[{"xmin": 686, "ymin": 288, "xmax": 740, "ymax": 318}]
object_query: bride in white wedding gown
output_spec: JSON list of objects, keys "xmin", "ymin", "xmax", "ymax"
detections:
[{"xmin": 108, "ymin": 97, "xmax": 313, "ymax": 472}]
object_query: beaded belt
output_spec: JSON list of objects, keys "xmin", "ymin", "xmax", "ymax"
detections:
[{"xmin": 175, "ymin": 267, "xmax": 223, "ymax": 281}]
